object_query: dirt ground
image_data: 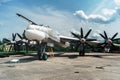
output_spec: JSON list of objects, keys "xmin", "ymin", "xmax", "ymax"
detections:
[{"xmin": 0, "ymin": 52, "xmax": 120, "ymax": 80}]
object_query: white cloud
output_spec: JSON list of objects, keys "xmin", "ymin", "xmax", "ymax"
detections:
[
  {"xmin": 114, "ymin": 0, "xmax": 120, "ymax": 6},
  {"xmin": 89, "ymin": 14, "xmax": 108, "ymax": 22},
  {"xmin": 73, "ymin": 10, "xmax": 88, "ymax": 20},
  {"xmin": 73, "ymin": 0, "xmax": 120, "ymax": 24},
  {"xmin": 74, "ymin": 10, "xmax": 116, "ymax": 24},
  {"xmin": 102, "ymin": 8, "xmax": 116, "ymax": 16}
]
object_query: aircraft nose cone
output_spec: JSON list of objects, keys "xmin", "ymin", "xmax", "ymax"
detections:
[{"xmin": 25, "ymin": 29, "xmax": 46, "ymax": 41}]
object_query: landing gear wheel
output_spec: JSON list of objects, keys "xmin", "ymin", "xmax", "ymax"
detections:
[
  {"xmin": 38, "ymin": 52, "xmax": 42, "ymax": 60},
  {"xmin": 38, "ymin": 53, "xmax": 48, "ymax": 60},
  {"xmin": 42, "ymin": 53, "xmax": 48, "ymax": 60}
]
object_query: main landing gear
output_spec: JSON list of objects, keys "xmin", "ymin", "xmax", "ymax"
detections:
[{"xmin": 37, "ymin": 42, "xmax": 48, "ymax": 60}]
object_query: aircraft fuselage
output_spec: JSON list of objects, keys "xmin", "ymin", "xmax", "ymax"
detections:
[{"xmin": 25, "ymin": 25, "xmax": 60, "ymax": 42}]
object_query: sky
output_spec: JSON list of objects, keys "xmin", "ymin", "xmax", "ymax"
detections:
[{"xmin": 0, "ymin": 0, "xmax": 120, "ymax": 40}]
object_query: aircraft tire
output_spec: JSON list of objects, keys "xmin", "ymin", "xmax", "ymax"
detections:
[
  {"xmin": 42, "ymin": 53, "xmax": 48, "ymax": 60},
  {"xmin": 37, "ymin": 52, "xmax": 42, "ymax": 60}
]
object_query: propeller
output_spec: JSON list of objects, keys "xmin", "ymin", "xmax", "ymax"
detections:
[
  {"xmin": 7, "ymin": 31, "xmax": 29, "ymax": 53},
  {"xmin": 99, "ymin": 31, "xmax": 118, "ymax": 52},
  {"xmin": 71, "ymin": 28, "xmax": 92, "ymax": 56},
  {"xmin": 8, "ymin": 33, "xmax": 17, "ymax": 52},
  {"xmin": 16, "ymin": 31, "xmax": 29, "ymax": 53}
]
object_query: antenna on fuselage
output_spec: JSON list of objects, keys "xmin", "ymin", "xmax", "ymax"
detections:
[{"xmin": 16, "ymin": 13, "xmax": 38, "ymax": 25}]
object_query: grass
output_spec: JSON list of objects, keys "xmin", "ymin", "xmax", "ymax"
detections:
[{"xmin": 0, "ymin": 51, "xmax": 37, "ymax": 55}]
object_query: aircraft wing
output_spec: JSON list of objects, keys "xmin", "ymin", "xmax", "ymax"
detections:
[
  {"xmin": 47, "ymin": 38, "xmax": 68, "ymax": 48},
  {"xmin": 47, "ymin": 35, "xmax": 101, "ymax": 48},
  {"xmin": 113, "ymin": 38, "xmax": 120, "ymax": 41},
  {"xmin": 59, "ymin": 35, "xmax": 79, "ymax": 42},
  {"xmin": 59, "ymin": 35, "xmax": 102, "ymax": 46},
  {"xmin": 113, "ymin": 43, "xmax": 120, "ymax": 47},
  {"xmin": 87, "ymin": 40, "xmax": 101, "ymax": 44},
  {"xmin": 46, "ymin": 35, "xmax": 80, "ymax": 48}
]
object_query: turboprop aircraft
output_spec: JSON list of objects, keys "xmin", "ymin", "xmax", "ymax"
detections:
[
  {"xmin": 16, "ymin": 13, "xmax": 120, "ymax": 60},
  {"xmin": 16, "ymin": 13, "xmax": 80, "ymax": 60}
]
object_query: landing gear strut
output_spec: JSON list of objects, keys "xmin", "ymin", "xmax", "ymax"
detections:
[
  {"xmin": 79, "ymin": 50, "xmax": 85, "ymax": 56},
  {"xmin": 79, "ymin": 44, "xmax": 85, "ymax": 56},
  {"xmin": 37, "ymin": 42, "xmax": 48, "ymax": 60}
]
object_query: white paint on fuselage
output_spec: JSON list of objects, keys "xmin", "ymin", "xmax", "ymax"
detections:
[
  {"xmin": 25, "ymin": 25, "xmax": 60, "ymax": 42},
  {"xmin": 25, "ymin": 29, "xmax": 47, "ymax": 41}
]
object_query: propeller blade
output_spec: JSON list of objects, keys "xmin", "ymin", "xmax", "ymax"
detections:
[
  {"xmin": 111, "ymin": 32, "xmax": 118, "ymax": 40},
  {"xmin": 84, "ymin": 29, "xmax": 92, "ymax": 39},
  {"xmin": 99, "ymin": 43, "xmax": 105, "ymax": 46},
  {"xmin": 103, "ymin": 43, "xmax": 108, "ymax": 48},
  {"xmin": 71, "ymin": 32, "xmax": 80, "ymax": 39},
  {"xmin": 14, "ymin": 33, "xmax": 17, "ymax": 41},
  {"xmin": 17, "ymin": 33, "xmax": 23, "ymax": 39},
  {"xmin": 16, "ymin": 13, "xmax": 38, "ymax": 25},
  {"xmin": 13, "ymin": 44, "xmax": 16, "ymax": 52},
  {"xmin": 104, "ymin": 31, "xmax": 108, "ymax": 39},
  {"xmin": 9, "ymin": 45, "xmax": 12, "ymax": 52},
  {"xmin": 12, "ymin": 33, "xmax": 16, "ymax": 41},
  {"xmin": 85, "ymin": 42, "xmax": 92, "ymax": 48},
  {"xmin": 12, "ymin": 33, "xmax": 14, "ymax": 41},
  {"xmin": 23, "ymin": 30, "xmax": 28, "ymax": 40},
  {"xmin": 80, "ymin": 28, "xmax": 83, "ymax": 38},
  {"xmin": 23, "ymin": 30, "xmax": 25, "ymax": 36},
  {"xmin": 99, "ymin": 33, "xmax": 106, "ymax": 39}
]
